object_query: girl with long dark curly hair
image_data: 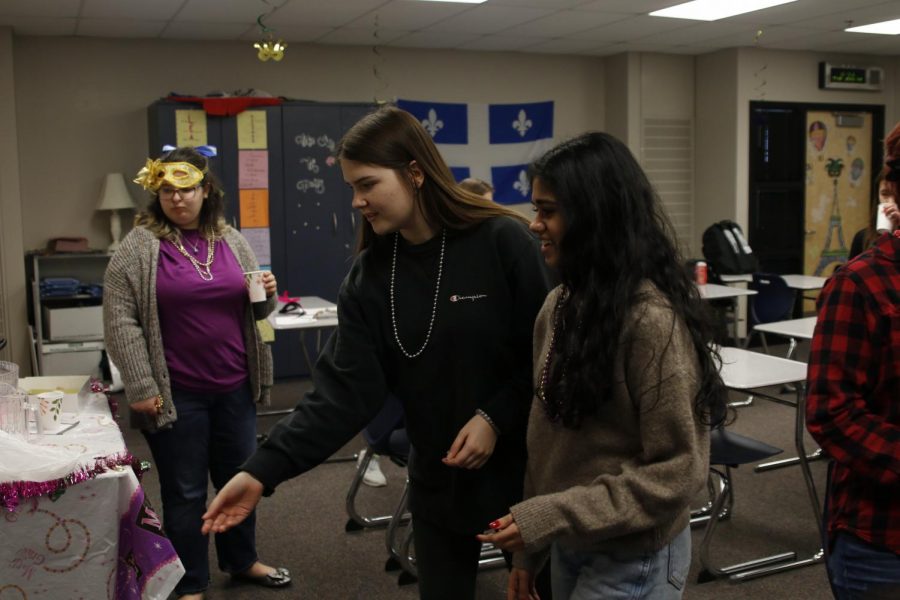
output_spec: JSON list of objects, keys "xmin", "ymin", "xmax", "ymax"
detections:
[{"xmin": 480, "ymin": 132, "xmax": 727, "ymax": 600}]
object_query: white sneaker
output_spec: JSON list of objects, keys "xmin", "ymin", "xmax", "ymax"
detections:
[{"xmin": 358, "ymin": 449, "xmax": 387, "ymax": 487}]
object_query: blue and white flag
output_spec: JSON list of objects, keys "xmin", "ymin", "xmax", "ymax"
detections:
[{"xmin": 397, "ymin": 99, "xmax": 555, "ymax": 205}]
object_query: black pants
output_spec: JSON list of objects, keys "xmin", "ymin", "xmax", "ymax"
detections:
[{"xmin": 412, "ymin": 515, "xmax": 552, "ymax": 600}]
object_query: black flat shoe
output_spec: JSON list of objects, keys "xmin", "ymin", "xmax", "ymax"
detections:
[{"xmin": 232, "ymin": 566, "xmax": 292, "ymax": 588}]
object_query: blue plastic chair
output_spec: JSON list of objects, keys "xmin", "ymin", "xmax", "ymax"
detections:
[{"xmin": 747, "ymin": 273, "xmax": 796, "ymax": 350}]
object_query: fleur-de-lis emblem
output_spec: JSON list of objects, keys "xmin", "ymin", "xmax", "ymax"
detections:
[
  {"xmin": 513, "ymin": 169, "xmax": 530, "ymax": 197},
  {"xmin": 421, "ymin": 109, "xmax": 444, "ymax": 137},
  {"xmin": 512, "ymin": 109, "xmax": 532, "ymax": 137}
]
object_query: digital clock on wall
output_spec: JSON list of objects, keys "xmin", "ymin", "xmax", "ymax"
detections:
[{"xmin": 819, "ymin": 62, "xmax": 884, "ymax": 91}]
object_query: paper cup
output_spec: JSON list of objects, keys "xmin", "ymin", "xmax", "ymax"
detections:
[
  {"xmin": 244, "ymin": 270, "xmax": 271, "ymax": 320},
  {"xmin": 244, "ymin": 271, "xmax": 268, "ymax": 303},
  {"xmin": 36, "ymin": 391, "xmax": 64, "ymax": 432},
  {"xmin": 876, "ymin": 203, "xmax": 895, "ymax": 233}
]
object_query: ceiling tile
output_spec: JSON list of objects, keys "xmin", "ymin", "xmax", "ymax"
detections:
[
  {"xmin": 269, "ymin": 0, "xmax": 386, "ymax": 28},
  {"xmin": 176, "ymin": 0, "xmax": 273, "ymax": 23},
  {"xmin": 641, "ymin": 21, "xmax": 751, "ymax": 45},
  {"xmin": 463, "ymin": 34, "xmax": 548, "ymax": 51},
  {"xmin": 388, "ymin": 30, "xmax": 482, "ymax": 49},
  {"xmin": 315, "ymin": 26, "xmax": 410, "ymax": 46},
  {"xmin": 524, "ymin": 37, "xmax": 612, "ymax": 54},
  {"xmin": 575, "ymin": 0, "xmax": 674, "ymax": 15},
  {"xmin": 569, "ymin": 14, "xmax": 688, "ymax": 42},
  {"xmin": 425, "ymin": 5, "xmax": 554, "ymax": 35},
  {"xmin": 76, "ymin": 18, "xmax": 167, "ymax": 38},
  {"xmin": 0, "ymin": 16, "xmax": 78, "ymax": 35},
  {"xmin": 489, "ymin": 0, "xmax": 592, "ymax": 8},
  {"xmin": 347, "ymin": 0, "xmax": 476, "ymax": 31},
  {"xmin": 0, "ymin": 0, "xmax": 80, "ymax": 18},
  {"xmin": 81, "ymin": 0, "xmax": 183, "ymax": 20},
  {"xmin": 498, "ymin": 9, "xmax": 627, "ymax": 37},
  {"xmin": 238, "ymin": 24, "xmax": 335, "ymax": 42},
  {"xmin": 161, "ymin": 21, "xmax": 250, "ymax": 40}
]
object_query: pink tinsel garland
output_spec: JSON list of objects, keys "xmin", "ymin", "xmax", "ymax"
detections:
[{"xmin": 1, "ymin": 452, "xmax": 137, "ymax": 512}]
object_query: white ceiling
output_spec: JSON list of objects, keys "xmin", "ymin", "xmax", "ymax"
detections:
[{"xmin": 1, "ymin": 0, "xmax": 899, "ymax": 57}]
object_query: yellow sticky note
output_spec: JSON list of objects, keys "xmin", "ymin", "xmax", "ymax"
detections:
[
  {"xmin": 239, "ymin": 189, "xmax": 269, "ymax": 228},
  {"xmin": 257, "ymin": 318, "xmax": 275, "ymax": 343},
  {"xmin": 237, "ymin": 111, "xmax": 268, "ymax": 149},
  {"xmin": 175, "ymin": 110, "xmax": 207, "ymax": 147}
]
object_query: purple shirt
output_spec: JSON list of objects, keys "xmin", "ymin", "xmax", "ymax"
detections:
[{"xmin": 156, "ymin": 230, "xmax": 249, "ymax": 393}]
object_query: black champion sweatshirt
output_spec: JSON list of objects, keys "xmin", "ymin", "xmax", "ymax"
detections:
[{"xmin": 244, "ymin": 216, "xmax": 551, "ymax": 534}]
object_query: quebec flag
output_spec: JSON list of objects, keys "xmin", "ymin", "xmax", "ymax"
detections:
[{"xmin": 397, "ymin": 99, "xmax": 554, "ymax": 205}]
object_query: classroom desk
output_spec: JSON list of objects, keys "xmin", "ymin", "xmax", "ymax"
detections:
[
  {"xmin": 0, "ymin": 394, "xmax": 184, "ymax": 599},
  {"xmin": 719, "ymin": 273, "xmax": 753, "ymax": 283},
  {"xmin": 697, "ymin": 284, "xmax": 757, "ymax": 345},
  {"xmin": 753, "ymin": 316, "xmax": 817, "ymax": 359},
  {"xmin": 709, "ymin": 346, "xmax": 824, "ymax": 582},
  {"xmin": 781, "ymin": 274, "xmax": 828, "ymax": 291},
  {"xmin": 267, "ymin": 296, "xmax": 338, "ymax": 376}
]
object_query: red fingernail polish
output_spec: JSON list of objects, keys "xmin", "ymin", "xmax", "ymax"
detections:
[{"xmin": 489, "ymin": 520, "xmax": 500, "ymax": 529}]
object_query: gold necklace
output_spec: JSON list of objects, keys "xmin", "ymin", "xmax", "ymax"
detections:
[{"xmin": 170, "ymin": 237, "xmax": 215, "ymax": 281}]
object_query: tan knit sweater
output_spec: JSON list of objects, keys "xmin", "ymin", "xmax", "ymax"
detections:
[
  {"xmin": 510, "ymin": 283, "xmax": 710, "ymax": 571},
  {"xmin": 103, "ymin": 225, "xmax": 275, "ymax": 432}
]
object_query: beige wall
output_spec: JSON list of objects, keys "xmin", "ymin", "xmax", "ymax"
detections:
[
  {"xmin": 695, "ymin": 47, "xmax": 899, "ymax": 254},
  {"xmin": 3, "ymin": 33, "xmax": 900, "ymax": 375},
  {"xmin": 4, "ymin": 35, "xmax": 605, "ymax": 373},
  {"xmin": 11, "ymin": 36, "xmax": 604, "ymax": 252},
  {"xmin": 0, "ymin": 28, "xmax": 27, "ymax": 370}
]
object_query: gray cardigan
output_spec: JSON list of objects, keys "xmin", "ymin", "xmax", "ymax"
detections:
[
  {"xmin": 510, "ymin": 283, "xmax": 710, "ymax": 572},
  {"xmin": 103, "ymin": 225, "xmax": 275, "ymax": 432}
]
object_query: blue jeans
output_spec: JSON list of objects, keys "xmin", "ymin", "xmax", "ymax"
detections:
[
  {"xmin": 828, "ymin": 532, "xmax": 900, "ymax": 600},
  {"xmin": 551, "ymin": 526, "xmax": 691, "ymax": 600},
  {"xmin": 144, "ymin": 382, "xmax": 259, "ymax": 595}
]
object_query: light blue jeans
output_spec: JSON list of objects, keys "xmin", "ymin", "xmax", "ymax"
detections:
[{"xmin": 551, "ymin": 526, "xmax": 691, "ymax": 600}]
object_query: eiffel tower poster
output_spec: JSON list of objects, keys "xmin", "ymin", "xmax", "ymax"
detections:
[
  {"xmin": 814, "ymin": 158, "xmax": 848, "ymax": 275},
  {"xmin": 804, "ymin": 111, "xmax": 873, "ymax": 279}
]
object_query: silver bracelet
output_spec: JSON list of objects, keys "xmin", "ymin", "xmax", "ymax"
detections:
[{"xmin": 476, "ymin": 408, "xmax": 501, "ymax": 435}]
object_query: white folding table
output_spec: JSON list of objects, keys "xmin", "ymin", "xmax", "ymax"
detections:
[
  {"xmin": 706, "ymin": 346, "xmax": 824, "ymax": 582},
  {"xmin": 697, "ymin": 283, "xmax": 757, "ymax": 345}
]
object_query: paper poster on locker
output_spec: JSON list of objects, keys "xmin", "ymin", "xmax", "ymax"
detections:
[
  {"xmin": 241, "ymin": 227, "xmax": 271, "ymax": 266},
  {"xmin": 240, "ymin": 189, "xmax": 269, "ymax": 228},
  {"xmin": 239, "ymin": 150, "xmax": 269, "ymax": 189},
  {"xmin": 238, "ymin": 111, "xmax": 268, "ymax": 149},
  {"xmin": 175, "ymin": 110, "xmax": 208, "ymax": 147}
]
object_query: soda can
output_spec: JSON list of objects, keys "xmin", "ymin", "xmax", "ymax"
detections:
[{"xmin": 694, "ymin": 261, "xmax": 708, "ymax": 285}]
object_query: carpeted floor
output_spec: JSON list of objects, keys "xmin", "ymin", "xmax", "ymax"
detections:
[{"xmin": 120, "ymin": 342, "xmax": 833, "ymax": 600}]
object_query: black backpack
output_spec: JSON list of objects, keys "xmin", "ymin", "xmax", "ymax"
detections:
[{"xmin": 701, "ymin": 220, "xmax": 759, "ymax": 274}]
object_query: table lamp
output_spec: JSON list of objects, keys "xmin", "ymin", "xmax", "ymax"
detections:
[{"xmin": 96, "ymin": 173, "xmax": 135, "ymax": 253}]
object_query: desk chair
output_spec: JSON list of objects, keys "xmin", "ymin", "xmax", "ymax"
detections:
[
  {"xmin": 695, "ymin": 427, "xmax": 785, "ymax": 583},
  {"xmin": 345, "ymin": 395, "xmax": 410, "ymax": 532},
  {"xmin": 746, "ymin": 273, "xmax": 795, "ymax": 351}
]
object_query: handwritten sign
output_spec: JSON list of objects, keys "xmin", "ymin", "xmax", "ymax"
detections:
[
  {"xmin": 175, "ymin": 110, "xmax": 207, "ymax": 147},
  {"xmin": 238, "ymin": 110, "xmax": 268, "ymax": 149},
  {"xmin": 239, "ymin": 189, "xmax": 269, "ymax": 228},
  {"xmin": 239, "ymin": 150, "xmax": 269, "ymax": 189}
]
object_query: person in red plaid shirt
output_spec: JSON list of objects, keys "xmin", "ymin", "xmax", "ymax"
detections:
[{"xmin": 806, "ymin": 121, "xmax": 900, "ymax": 600}]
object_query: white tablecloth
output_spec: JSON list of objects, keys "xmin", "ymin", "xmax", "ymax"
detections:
[{"xmin": 0, "ymin": 393, "xmax": 184, "ymax": 599}]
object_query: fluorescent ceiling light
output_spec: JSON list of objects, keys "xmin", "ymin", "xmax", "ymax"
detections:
[
  {"xmin": 650, "ymin": 0, "xmax": 798, "ymax": 22},
  {"xmin": 845, "ymin": 18, "xmax": 900, "ymax": 35}
]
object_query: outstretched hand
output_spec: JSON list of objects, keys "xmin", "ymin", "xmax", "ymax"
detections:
[
  {"xmin": 201, "ymin": 472, "xmax": 264, "ymax": 535},
  {"xmin": 442, "ymin": 413, "xmax": 497, "ymax": 469},
  {"xmin": 476, "ymin": 513, "xmax": 525, "ymax": 552}
]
